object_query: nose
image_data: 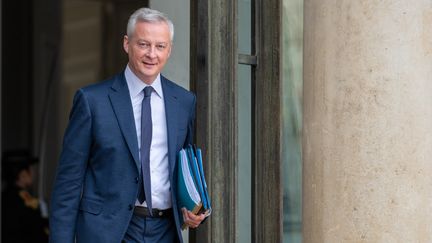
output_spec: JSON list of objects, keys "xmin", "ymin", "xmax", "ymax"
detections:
[{"xmin": 145, "ymin": 46, "xmax": 157, "ymax": 59}]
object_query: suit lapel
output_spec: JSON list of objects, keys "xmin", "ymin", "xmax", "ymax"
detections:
[
  {"xmin": 162, "ymin": 76, "xmax": 179, "ymax": 175},
  {"xmin": 108, "ymin": 74, "xmax": 140, "ymax": 170}
]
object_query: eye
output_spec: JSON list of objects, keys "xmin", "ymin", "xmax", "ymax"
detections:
[
  {"xmin": 156, "ymin": 44, "xmax": 167, "ymax": 50},
  {"xmin": 138, "ymin": 42, "xmax": 151, "ymax": 49}
]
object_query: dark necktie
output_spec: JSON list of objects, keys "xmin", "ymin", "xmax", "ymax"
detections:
[{"xmin": 138, "ymin": 86, "xmax": 153, "ymax": 214}]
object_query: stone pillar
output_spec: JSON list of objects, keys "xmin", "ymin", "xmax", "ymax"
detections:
[{"xmin": 303, "ymin": 1, "xmax": 432, "ymax": 242}]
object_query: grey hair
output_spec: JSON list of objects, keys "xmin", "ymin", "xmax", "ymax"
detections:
[{"xmin": 127, "ymin": 8, "xmax": 174, "ymax": 41}]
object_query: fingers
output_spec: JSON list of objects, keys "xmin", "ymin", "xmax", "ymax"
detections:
[{"xmin": 182, "ymin": 208, "xmax": 206, "ymax": 229}]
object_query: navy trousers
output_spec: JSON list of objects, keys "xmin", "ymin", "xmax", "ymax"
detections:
[{"xmin": 122, "ymin": 214, "xmax": 179, "ymax": 243}]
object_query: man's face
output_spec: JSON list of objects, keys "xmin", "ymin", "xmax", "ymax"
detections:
[{"xmin": 123, "ymin": 21, "xmax": 172, "ymax": 84}]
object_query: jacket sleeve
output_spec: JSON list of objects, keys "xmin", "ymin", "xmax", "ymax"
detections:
[{"xmin": 49, "ymin": 89, "xmax": 92, "ymax": 243}]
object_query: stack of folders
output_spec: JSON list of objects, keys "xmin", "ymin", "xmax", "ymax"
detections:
[{"xmin": 176, "ymin": 145, "xmax": 212, "ymax": 229}]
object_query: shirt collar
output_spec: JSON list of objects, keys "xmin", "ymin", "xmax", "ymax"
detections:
[{"xmin": 125, "ymin": 65, "xmax": 163, "ymax": 99}]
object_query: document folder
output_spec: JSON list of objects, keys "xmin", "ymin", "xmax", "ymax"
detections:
[{"xmin": 176, "ymin": 145, "xmax": 211, "ymax": 229}]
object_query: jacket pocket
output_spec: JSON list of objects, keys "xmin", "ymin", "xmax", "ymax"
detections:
[{"xmin": 79, "ymin": 198, "xmax": 103, "ymax": 215}]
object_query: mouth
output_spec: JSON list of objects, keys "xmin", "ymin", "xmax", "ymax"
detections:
[{"xmin": 142, "ymin": 61, "xmax": 157, "ymax": 67}]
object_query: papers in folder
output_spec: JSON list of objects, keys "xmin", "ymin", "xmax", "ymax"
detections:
[{"xmin": 176, "ymin": 145, "xmax": 211, "ymax": 229}]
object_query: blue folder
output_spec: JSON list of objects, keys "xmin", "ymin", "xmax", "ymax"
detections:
[{"xmin": 176, "ymin": 145, "xmax": 211, "ymax": 229}]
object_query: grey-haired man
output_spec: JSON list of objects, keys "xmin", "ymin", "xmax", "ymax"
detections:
[{"xmin": 49, "ymin": 7, "xmax": 205, "ymax": 243}]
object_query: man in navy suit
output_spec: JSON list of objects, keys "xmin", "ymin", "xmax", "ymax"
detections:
[{"xmin": 49, "ymin": 7, "xmax": 205, "ymax": 243}]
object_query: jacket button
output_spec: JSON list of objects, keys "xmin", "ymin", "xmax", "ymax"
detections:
[
  {"xmin": 128, "ymin": 204, "xmax": 133, "ymax": 211},
  {"xmin": 135, "ymin": 177, "xmax": 139, "ymax": 183}
]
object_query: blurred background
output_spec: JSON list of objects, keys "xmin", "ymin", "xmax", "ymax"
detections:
[{"xmin": 1, "ymin": 0, "xmax": 303, "ymax": 242}]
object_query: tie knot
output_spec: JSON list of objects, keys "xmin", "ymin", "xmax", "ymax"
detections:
[{"xmin": 144, "ymin": 86, "xmax": 153, "ymax": 97}]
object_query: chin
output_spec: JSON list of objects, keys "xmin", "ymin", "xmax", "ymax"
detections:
[{"xmin": 142, "ymin": 72, "xmax": 157, "ymax": 78}]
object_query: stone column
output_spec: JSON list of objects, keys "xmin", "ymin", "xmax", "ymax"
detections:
[{"xmin": 303, "ymin": 1, "xmax": 432, "ymax": 242}]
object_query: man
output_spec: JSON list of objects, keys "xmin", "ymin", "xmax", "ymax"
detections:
[
  {"xmin": 49, "ymin": 7, "xmax": 205, "ymax": 243},
  {"xmin": 2, "ymin": 150, "xmax": 49, "ymax": 243}
]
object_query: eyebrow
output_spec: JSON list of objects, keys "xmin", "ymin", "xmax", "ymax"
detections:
[{"xmin": 137, "ymin": 39, "xmax": 169, "ymax": 44}]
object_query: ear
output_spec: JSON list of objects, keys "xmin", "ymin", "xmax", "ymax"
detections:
[
  {"xmin": 123, "ymin": 35, "xmax": 129, "ymax": 54},
  {"xmin": 167, "ymin": 42, "xmax": 173, "ymax": 58}
]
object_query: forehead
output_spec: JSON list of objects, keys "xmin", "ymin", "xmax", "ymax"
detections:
[{"xmin": 132, "ymin": 21, "xmax": 171, "ymax": 42}]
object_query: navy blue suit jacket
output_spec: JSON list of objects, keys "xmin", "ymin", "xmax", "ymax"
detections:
[{"xmin": 49, "ymin": 72, "xmax": 196, "ymax": 243}]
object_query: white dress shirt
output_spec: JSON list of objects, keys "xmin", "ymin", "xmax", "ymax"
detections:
[{"xmin": 125, "ymin": 65, "xmax": 172, "ymax": 209}]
